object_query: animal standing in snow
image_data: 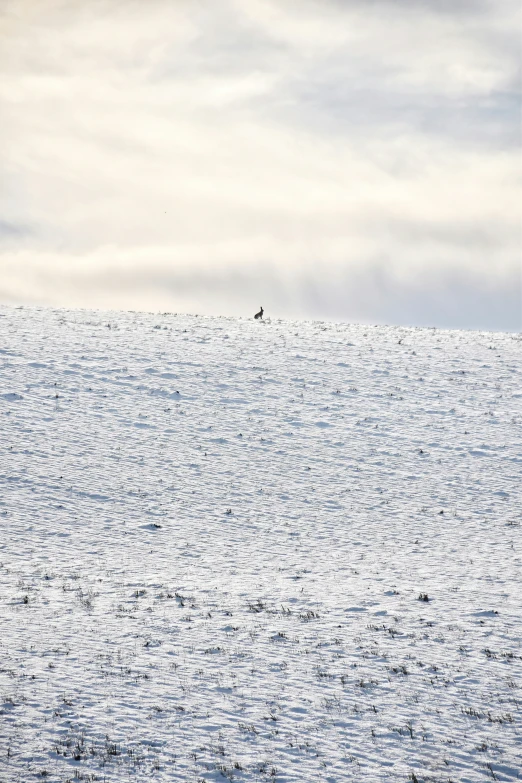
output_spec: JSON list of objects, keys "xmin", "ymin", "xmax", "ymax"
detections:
[{"xmin": 254, "ymin": 306, "xmax": 264, "ymax": 320}]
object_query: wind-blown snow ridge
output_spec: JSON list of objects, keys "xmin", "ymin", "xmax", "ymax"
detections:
[{"xmin": 0, "ymin": 306, "xmax": 520, "ymax": 783}]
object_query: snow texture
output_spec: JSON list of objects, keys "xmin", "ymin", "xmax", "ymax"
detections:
[{"xmin": 0, "ymin": 305, "xmax": 521, "ymax": 783}]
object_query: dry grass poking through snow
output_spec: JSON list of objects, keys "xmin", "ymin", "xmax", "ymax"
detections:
[{"xmin": 0, "ymin": 306, "xmax": 521, "ymax": 782}]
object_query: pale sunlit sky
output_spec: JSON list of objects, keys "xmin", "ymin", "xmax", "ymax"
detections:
[{"xmin": 1, "ymin": 0, "xmax": 521, "ymax": 329}]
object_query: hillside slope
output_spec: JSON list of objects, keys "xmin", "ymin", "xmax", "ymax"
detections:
[{"xmin": 0, "ymin": 306, "xmax": 521, "ymax": 783}]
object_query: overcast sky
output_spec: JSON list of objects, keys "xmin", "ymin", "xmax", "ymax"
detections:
[{"xmin": 1, "ymin": 0, "xmax": 520, "ymax": 329}]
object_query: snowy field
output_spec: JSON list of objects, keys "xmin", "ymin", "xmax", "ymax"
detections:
[{"xmin": 0, "ymin": 305, "xmax": 520, "ymax": 783}]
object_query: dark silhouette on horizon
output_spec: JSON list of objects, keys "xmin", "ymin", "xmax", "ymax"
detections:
[{"xmin": 254, "ymin": 306, "xmax": 264, "ymax": 320}]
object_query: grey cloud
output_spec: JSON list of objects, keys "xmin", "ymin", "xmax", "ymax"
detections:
[
  {"xmin": 288, "ymin": 78, "xmax": 521, "ymax": 149},
  {"xmin": 314, "ymin": 264, "xmax": 521, "ymax": 331},
  {"xmin": 307, "ymin": 0, "xmax": 511, "ymax": 18},
  {"xmin": 159, "ymin": 264, "xmax": 521, "ymax": 331},
  {"xmin": 0, "ymin": 220, "xmax": 33, "ymax": 240},
  {"xmin": 5, "ymin": 254, "xmax": 517, "ymax": 331}
]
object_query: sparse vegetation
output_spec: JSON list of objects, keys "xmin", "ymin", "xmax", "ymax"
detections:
[{"xmin": 0, "ymin": 308, "xmax": 519, "ymax": 782}]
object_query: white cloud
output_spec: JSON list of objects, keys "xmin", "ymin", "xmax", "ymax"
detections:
[{"xmin": 0, "ymin": 0, "xmax": 520, "ymax": 329}]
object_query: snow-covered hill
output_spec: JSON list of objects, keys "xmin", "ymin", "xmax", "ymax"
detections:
[{"xmin": 0, "ymin": 305, "xmax": 520, "ymax": 783}]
